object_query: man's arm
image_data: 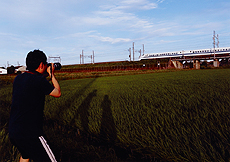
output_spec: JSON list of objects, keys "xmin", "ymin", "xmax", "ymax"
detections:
[
  {"xmin": 49, "ymin": 76, "xmax": 61, "ymax": 97},
  {"xmin": 47, "ymin": 64, "xmax": 61, "ymax": 98}
]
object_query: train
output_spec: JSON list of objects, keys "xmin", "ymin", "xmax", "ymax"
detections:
[{"xmin": 139, "ymin": 47, "xmax": 230, "ymax": 60}]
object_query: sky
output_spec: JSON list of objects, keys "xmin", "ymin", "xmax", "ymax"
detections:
[{"xmin": 0, "ymin": 0, "xmax": 230, "ymax": 67}]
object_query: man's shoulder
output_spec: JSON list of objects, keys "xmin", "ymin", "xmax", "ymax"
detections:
[{"xmin": 14, "ymin": 72, "xmax": 47, "ymax": 85}]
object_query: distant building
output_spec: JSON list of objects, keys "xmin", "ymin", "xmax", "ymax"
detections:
[
  {"xmin": 16, "ymin": 66, "xmax": 27, "ymax": 74},
  {"xmin": 0, "ymin": 68, "xmax": 7, "ymax": 74}
]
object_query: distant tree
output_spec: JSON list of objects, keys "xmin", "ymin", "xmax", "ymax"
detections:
[
  {"xmin": 201, "ymin": 61, "xmax": 207, "ymax": 69},
  {"xmin": 7, "ymin": 65, "xmax": 15, "ymax": 74}
]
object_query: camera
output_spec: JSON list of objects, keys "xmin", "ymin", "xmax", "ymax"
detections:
[{"xmin": 47, "ymin": 62, "xmax": 62, "ymax": 70}]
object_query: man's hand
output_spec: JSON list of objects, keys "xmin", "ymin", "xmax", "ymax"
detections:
[
  {"xmin": 47, "ymin": 63, "xmax": 54, "ymax": 78},
  {"xmin": 47, "ymin": 63, "xmax": 61, "ymax": 98}
]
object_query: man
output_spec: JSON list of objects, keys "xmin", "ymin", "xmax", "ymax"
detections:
[{"xmin": 9, "ymin": 50, "xmax": 61, "ymax": 162}]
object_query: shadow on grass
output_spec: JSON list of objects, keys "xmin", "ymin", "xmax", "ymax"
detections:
[
  {"xmin": 98, "ymin": 95, "xmax": 131, "ymax": 160},
  {"xmin": 70, "ymin": 89, "xmax": 97, "ymax": 133},
  {"xmin": 44, "ymin": 79, "xmax": 152, "ymax": 161},
  {"xmin": 99, "ymin": 95, "xmax": 116, "ymax": 145},
  {"xmin": 46, "ymin": 77, "xmax": 97, "ymax": 122}
]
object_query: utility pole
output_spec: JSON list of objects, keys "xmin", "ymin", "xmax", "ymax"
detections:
[
  {"xmin": 213, "ymin": 31, "xmax": 219, "ymax": 59},
  {"xmin": 93, "ymin": 50, "xmax": 95, "ymax": 64},
  {"xmin": 82, "ymin": 50, "xmax": 84, "ymax": 64},
  {"xmin": 90, "ymin": 55, "xmax": 92, "ymax": 64},
  {"xmin": 48, "ymin": 56, "xmax": 61, "ymax": 63},
  {"xmin": 143, "ymin": 44, "xmax": 145, "ymax": 55},
  {"xmin": 138, "ymin": 49, "xmax": 141, "ymax": 57},
  {"xmin": 213, "ymin": 31, "xmax": 215, "ymax": 59},
  {"xmin": 80, "ymin": 54, "xmax": 82, "ymax": 64},
  {"xmin": 132, "ymin": 42, "xmax": 135, "ymax": 61},
  {"xmin": 128, "ymin": 48, "xmax": 131, "ymax": 61}
]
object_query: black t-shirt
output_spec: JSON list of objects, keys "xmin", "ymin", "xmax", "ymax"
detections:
[{"xmin": 9, "ymin": 71, "xmax": 54, "ymax": 139}]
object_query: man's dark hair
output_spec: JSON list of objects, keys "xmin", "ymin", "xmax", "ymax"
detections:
[{"xmin": 26, "ymin": 50, "xmax": 47, "ymax": 71}]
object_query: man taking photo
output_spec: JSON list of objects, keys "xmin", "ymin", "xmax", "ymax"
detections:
[{"xmin": 9, "ymin": 50, "xmax": 61, "ymax": 162}]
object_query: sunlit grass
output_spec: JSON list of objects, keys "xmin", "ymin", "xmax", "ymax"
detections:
[{"xmin": 1, "ymin": 69, "xmax": 230, "ymax": 161}]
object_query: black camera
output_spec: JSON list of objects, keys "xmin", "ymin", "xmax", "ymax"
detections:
[{"xmin": 47, "ymin": 62, "xmax": 61, "ymax": 70}]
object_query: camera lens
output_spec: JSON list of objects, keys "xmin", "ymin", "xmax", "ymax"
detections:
[
  {"xmin": 53, "ymin": 63, "xmax": 61, "ymax": 70},
  {"xmin": 47, "ymin": 62, "xmax": 61, "ymax": 70}
]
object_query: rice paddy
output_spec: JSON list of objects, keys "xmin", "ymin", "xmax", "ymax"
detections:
[{"xmin": 1, "ymin": 68, "xmax": 230, "ymax": 161}]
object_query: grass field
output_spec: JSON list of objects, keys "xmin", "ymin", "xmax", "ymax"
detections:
[{"xmin": 1, "ymin": 69, "xmax": 230, "ymax": 161}]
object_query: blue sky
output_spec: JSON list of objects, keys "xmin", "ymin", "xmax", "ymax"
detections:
[{"xmin": 0, "ymin": 0, "xmax": 230, "ymax": 67}]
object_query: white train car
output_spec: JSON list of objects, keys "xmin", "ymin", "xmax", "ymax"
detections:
[{"xmin": 139, "ymin": 47, "xmax": 230, "ymax": 60}]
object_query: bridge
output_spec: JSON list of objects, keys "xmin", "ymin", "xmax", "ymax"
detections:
[{"xmin": 170, "ymin": 52, "xmax": 230, "ymax": 69}]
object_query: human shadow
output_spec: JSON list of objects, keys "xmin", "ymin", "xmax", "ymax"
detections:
[
  {"xmin": 98, "ymin": 95, "xmax": 130, "ymax": 160},
  {"xmin": 73, "ymin": 89, "xmax": 97, "ymax": 133},
  {"xmin": 45, "ymin": 77, "xmax": 97, "ymax": 124},
  {"xmin": 99, "ymin": 95, "xmax": 117, "ymax": 146}
]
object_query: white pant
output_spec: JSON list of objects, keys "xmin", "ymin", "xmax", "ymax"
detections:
[{"xmin": 39, "ymin": 136, "xmax": 57, "ymax": 162}]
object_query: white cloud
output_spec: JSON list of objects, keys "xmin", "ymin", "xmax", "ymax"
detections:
[
  {"xmin": 0, "ymin": 0, "xmax": 46, "ymax": 20},
  {"xmin": 89, "ymin": 35, "xmax": 132, "ymax": 44},
  {"xmin": 105, "ymin": 0, "xmax": 157, "ymax": 12},
  {"xmin": 67, "ymin": 1, "xmax": 157, "ymax": 32},
  {"xmin": 157, "ymin": 0, "xmax": 165, "ymax": 3}
]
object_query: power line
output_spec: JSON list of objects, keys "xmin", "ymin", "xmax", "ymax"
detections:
[{"xmin": 80, "ymin": 50, "xmax": 95, "ymax": 64}]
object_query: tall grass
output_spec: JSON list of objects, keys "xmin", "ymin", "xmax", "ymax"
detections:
[{"xmin": 1, "ymin": 69, "xmax": 230, "ymax": 161}]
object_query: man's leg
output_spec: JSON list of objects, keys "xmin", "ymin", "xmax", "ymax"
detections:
[{"xmin": 11, "ymin": 137, "xmax": 57, "ymax": 162}]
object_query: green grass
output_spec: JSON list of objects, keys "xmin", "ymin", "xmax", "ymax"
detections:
[{"xmin": 1, "ymin": 69, "xmax": 230, "ymax": 161}]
